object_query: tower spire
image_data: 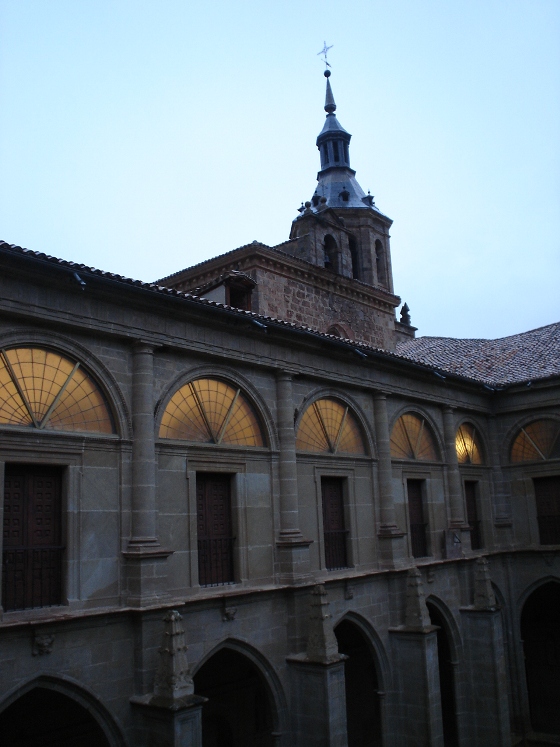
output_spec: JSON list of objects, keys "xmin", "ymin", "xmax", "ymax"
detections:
[{"xmin": 324, "ymin": 70, "xmax": 336, "ymax": 114}]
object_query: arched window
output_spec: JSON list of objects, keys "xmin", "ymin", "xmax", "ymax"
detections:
[
  {"xmin": 0, "ymin": 347, "xmax": 114, "ymax": 434},
  {"xmin": 159, "ymin": 378, "xmax": 265, "ymax": 447},
  {"xmin": 511, "ymin": 419, "xmax": 560, "ymax": 462},
  {"xmin": 296, "ymin": 398, "xmax": 366, "ymax": 455},
  {"xmin": 390, "ymin": 413, "xmax": 439, "ymax": 461},
  {"xmin": 375, "ymin": 239, "xmax": 388, "ymax": 287},
  {"xmin": 324, "ymin": 235, "xmax": 338, "ymax": 272},
  {"xmin": 455, "ymin": 423, "xmax": 484, "ymax": 464}
]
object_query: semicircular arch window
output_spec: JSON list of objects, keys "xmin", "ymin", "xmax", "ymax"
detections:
[
  {"xmin": 511, "ymin": 419, "xmax": 560, "ymax": 463},
  {"xmin": 0, "ymin": 347, "xmax": 115, "ymax": 434},
  {"xmin": 390, "ymin": 413, "xmax": 439, "ymax": 461},
  {"xmin": 456, "ymin": 423, "xmax": 484, "ymax": 464},
  {"xmin": 296, "ymin": 398, "xmax": 366, "ymax": 455},
  {"xmin": 159, "ymin": 378, "xmax": 265, "ymax": 446}
]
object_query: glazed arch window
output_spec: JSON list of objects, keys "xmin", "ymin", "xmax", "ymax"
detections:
[
  {"xmin": 296, "ymin": 398, "xmax": 366, "ymax": 455},
  {"xmin": 510, "ymin": 419, "xmax": 560, "ymax": 463},
  {"xmin": 0, "ymin": 347, "xmax": 115, "ymax": 434},
  {"xmin": 390, "ymin": 413, "xmax": 439, "ymax": 461},
  {"xmin": 159, "ymin": 378, "xmax": 265, "ymax": 446},
  {"xmin": 455, "ymin": 423, "xmax": 484, "ymax": 464}
]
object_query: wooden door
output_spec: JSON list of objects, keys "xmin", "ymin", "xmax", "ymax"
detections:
[
  {"xmin": 407, "ymin": 479, "xmax": 428, "ymax": 558},
  {"xmin": 464, "ymin": 481, "xmax": 482, "ymax": 550},
  {"xmin": 196, "ymin": 473, "xmax": 234, "ymax": 586},
  {"xmin": 2, "ymin": 465, "xmax": 63, "ymax": 611},
  {"xmin": 534, "ymin": 476, "xmax": 560, "ymax": 545},
  {"xmin": 321, "ymin": 477, "xmax": 348, "ymax": 570}
]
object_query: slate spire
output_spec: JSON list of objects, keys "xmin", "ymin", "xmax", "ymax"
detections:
[{"xmin": 324, "ymin": 70, "xmax": 336, "ymax": 114}]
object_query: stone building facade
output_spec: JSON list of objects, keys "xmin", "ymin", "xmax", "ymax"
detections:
[{"xmin": 0, "ymin": 71, "xmax": 559, "ymax": 747}]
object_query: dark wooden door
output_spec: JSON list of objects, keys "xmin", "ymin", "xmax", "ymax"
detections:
[
  {"xmin": 196, "ymin": 473, "xmax": 234, "ymax": 586},
  {"xmin": 464, "ymin": 481, "xmax": 482, "ymax": 550},
  {"xmin": 407, "ymin": 479, "xmax": 428, "ymax": 558},
  {"xmin": 2, "ymin": 465, "xmax": 63, "ymax": 611},
  {"xmin": 322, "ymin": 477, "xmax": 348, "ymax": 569},
  {"xmin": 534, "ymin": 476, "xmax": 560, "ymax": 545}
]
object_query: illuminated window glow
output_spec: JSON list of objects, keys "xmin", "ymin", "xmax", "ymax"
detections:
[
  {"xmin": 296, "ymin": 398, "xmax": 366, "ymax": 454},
  {"xmin": 456, "ymin": 423, "xmax": 484, "ymax": 464},
  {"xmin": 511, "ymin": 420, "xmax": 560, "ymax": 463},
  {"xmin": 0, "ymin": 347, "xmax": 114, "ymax": 434},
  {"xmin": 159, "ymin": 378, "xmax": 265, "ymax": 446},
  {"xmin": 390, "ymin": 413, "xmax": 438, "ymax": 461}
]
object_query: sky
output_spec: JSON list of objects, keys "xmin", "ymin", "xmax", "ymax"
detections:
[{"xmin": 1, "ymin": 0, "xmax": 559, "ymax": 340}]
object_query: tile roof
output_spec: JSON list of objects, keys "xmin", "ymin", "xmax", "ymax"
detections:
[
  {"xmin": 396, "ymin": 323, "xmax": 560, "ymax": 386},
  {"xmin": 1, "ymin": 240, "xmax": 558, "ymax": 389}
]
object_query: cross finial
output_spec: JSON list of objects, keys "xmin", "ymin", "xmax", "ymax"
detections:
[{"xmin": 317, "ymin": 41, "xmax": 333, "ymax": 68}]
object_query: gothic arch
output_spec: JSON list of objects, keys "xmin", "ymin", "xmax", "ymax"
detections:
[
  {"xmin": 425, "ymin": 595, "xmax": 463, "ymax": 660},
  {"xmin": 389, "ymin": 406, "xmax": 443, "ymax": 462},
  {"xmin": 0, "ymin": 329, "xmax": 131, "ymax": 438},
  {"xmin": 0, "ymin": 674, "xmax": 125, "ymax": 747},
  {"xmin": 155, "ymin": 365, "xmax": 277, "ymax": 449},
  {"xmin": 517, "ymin": 574, "xmax": 560, "ymax": 613},
  {"xmin": 191, "ymin": 637, "xmax": 288, "ymax": 737},
  {"xmin": 295, "ymin": 388, "xmax": 374, "ymax": 457},
  {"xmin": 333, "ymin": 610, "xmax": 391, "ymax": 690},
  {"xmin": 502, "ymin": 414, "xmax": 560, "ymax": 465},
  {"xmin": 518, "ymin": 578, "xmax": 560, "ymax": 735}
]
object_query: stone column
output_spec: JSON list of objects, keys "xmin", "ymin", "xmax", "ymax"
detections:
[
  {"xmin": 287, "ymin": 585, "xmax": 348, "ymax": 747},
  {"xmin": 389, "ymin": 569, "xmax": 444, "ymax": 747},
  {"xmin": 442, "ymin": 407, "xmax": 470, "ymax": 556},
  {"xmin": 131, "ymin": 610, "xmax": 206, "ymax": 747},
  {"xmin": 130, "ymin": 343, "xmax": 158, "ymax": 547},
  {"xmin": 460, "ymin": 559, "xmax": 511, "ymax": 746},
  {"xmin": 373, "ymin": 393, "xmax": 406, "ymax": 567},
  {"xmin": 124, "ymin": 343, "xmax": 171, "ymax": 605},
  {"xmin": 276, "ymin": 371, "xmax": 312, "ymax": 583}
]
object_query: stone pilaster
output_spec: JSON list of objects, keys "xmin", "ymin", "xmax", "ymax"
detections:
[
  {"xmin": 373, "ymin": 393, "xmax": 406, "ymax": 568},
  {"xmin": 124, "ymin": 342, "xmax": 171, "ymax": 605},
  {"xmin": 487, "ymin": 416, "xmax": 513, "ymax": 539},
  {"xmin": 389, "ymin": 569, "xmax": 444, "ymax": 746},
  {"xmin": 460, "ymin": 559, "xmax": 510, "ymax": 746},
  {"xmin": 287, "ymin": 585, "xmax": 348, "ymax": 746},
  {"xmin": 276, "ymin": 371, "xmax": 312, "ymax": 584},
  {"xmin": 442, "ymin": 407, "xmax": 471, "ymax": 556},
  {"xmin": 131, "ymin": 611, "xmax": 206, "ymax": 747}
]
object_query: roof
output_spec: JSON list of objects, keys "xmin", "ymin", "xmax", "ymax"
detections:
[
  {"xmin": 396, "ymin": 323, "xmax": 560, "ymax": 386},
  {"xmin": 1, "ymin": 240, "xmax": 558, "ymax": 389}
]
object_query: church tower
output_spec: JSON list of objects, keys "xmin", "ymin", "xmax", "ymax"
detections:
[
  {"xmin": 289, "ymin": 70, "xmax": 395, "ymax": 293},
  {"xmin": 161, "ymin": 68, "xmax": 414, "ymax": 350}
]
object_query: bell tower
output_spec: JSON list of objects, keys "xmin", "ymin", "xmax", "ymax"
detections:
[{"xmin": 289, "ymin": 70, "xmax": 395, "ymax": 293}]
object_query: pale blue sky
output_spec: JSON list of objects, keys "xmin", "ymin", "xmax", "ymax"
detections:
[{"xmin": 1, "ymin": 1, "xmax": 559, "ymax": 339}]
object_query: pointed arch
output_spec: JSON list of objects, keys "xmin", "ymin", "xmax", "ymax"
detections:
[
  {"xmin": 333, "ymin": 610, "xmax": 391, "ymax": 690},
  {"xmin": 192, "ymin": 637, "xmax": 288, "ymax": 739},
  {"xmin": 0, "ymin": 674, "xmax": 125, "ymax": 747},
  {"xmin": 520, "ymin": 579, "xmax": 560, "ymax": 735},
  {"xmin": 334, "ymin": 614, "xmax": 386, "ymax": 747}
]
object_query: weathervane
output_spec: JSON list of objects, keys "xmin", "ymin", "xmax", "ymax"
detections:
[{"xmin": 317, "ymin": 41, "xmax": 333, "ymax": 68}]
